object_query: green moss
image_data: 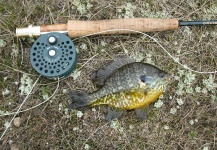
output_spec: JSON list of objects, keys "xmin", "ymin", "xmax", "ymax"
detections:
[{"xmin": 188, "ymin": 131, "xmax": 197, "ymax": 138}]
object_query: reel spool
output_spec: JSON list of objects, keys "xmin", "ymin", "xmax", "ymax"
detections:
[{"xmin": 30, "ymin": 32, "xmax": 77, "ymax": 79}]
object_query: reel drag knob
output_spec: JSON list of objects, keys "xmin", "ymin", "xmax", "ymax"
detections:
[
  {"xmin": 48, "ymin": 35, "xmax": 57, "ymax": 45},
  {"xmin": 30, "ymin": 32, "xmax": 77, "ymax": 79}
]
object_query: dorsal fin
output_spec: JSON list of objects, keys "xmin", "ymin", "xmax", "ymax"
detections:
[{"xmin": 91, "ymin": 56, "xmax": 134, "ymax": 87}]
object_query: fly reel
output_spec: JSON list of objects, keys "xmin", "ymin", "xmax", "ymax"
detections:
[{"xmin": 30, "ymin": 32, "xmax": 77, "ymax": 79}]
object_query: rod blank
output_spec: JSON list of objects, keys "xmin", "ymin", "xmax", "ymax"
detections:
[{"xmin": 179, "ymin": 20, "xmax": 217, "ymax": 26}]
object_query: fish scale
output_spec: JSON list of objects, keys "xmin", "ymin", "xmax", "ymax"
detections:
[
  {"xmin": 68, "ymin": 60, "xmax": 171, "ymax": 120},
  {"xmin": 88, "ymin": 63, "xmax": 145, "ymax": 101},
  {"xmin": 90, "ymin": 87, "xmax": 164, "ymax": 110}
]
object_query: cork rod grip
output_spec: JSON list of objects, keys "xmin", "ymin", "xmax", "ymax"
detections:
[
  {"xmin": 41, "ymin": 24, "xmax": 67, "ymax": 32},
  {"xmin": 67, "ymin": 18, "xmax": 179, "ymax": 38}
]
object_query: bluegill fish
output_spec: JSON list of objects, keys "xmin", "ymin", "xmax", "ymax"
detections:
[{"xmin": 68, "ymin": 58, "xmax": 172, "ymax": 121}]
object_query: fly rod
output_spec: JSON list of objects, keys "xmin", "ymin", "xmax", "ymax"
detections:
[
  {"xmin": 15, "ymin": 18, "xmax": 217, "ymax": 79},
  {"xmin": 16, "ymin": 18, "xmax": 217, "ymax": 38}
]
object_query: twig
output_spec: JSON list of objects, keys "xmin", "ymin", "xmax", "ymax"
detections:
[
  {"xmin": 0, "ymin": 76, "xmax": 41, "ymax": 140},
  {"xmin": 0, "ymin": 77, "xmax": 59, "ymax": 117},
  {"xmin": 0, "ymin": 62, "xmax": 37, "ymax": 76},
  {"xmin": 81, "ymin": 121, "xmax": 110, "ymax": 150}
]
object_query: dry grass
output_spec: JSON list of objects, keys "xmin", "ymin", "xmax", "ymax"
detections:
[{"xmin": 0, "ymin": 0, "xmax": 216, "ymax": 149}]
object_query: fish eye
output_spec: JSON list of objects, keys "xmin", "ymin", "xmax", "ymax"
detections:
[
  {"xmin": 159, "ymin": 72, "xmax": 164, "ymax": 78},
  {"xmin": 140, "ymin": 75, "xmax": 146, "ymax": 83}
]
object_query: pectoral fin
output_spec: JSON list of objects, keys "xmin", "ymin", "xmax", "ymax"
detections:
[
  {"xmin": 105, "ymin": 107, "xmax": 126, "ymax": 121},
  {"xmin": 135, "ymin": 105, "xmax": 149, "ymax": 121}
]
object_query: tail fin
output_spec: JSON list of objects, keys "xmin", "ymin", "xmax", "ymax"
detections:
[{"xmin": 67, "ymin": 90, "xmax": 90, "ymax": 109}]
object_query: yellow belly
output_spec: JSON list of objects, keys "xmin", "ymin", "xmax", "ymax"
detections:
[{"xmin": 91, "ymin": 89, "xmax": 163, "ymax": 110}]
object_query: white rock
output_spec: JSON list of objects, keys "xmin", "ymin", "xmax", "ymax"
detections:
[
  {"xmin": 203, "ymin": 146, "xmax": 209, "ymax": 150},
  {"xmin": 154, "ymin": 100, "xmax": 163, "ymax": 108},
  {"xmin": 76, "ymin": 111, "xmax": 83, "ymax": 118},
  {"xmin": 164, "ymin": 125, "xmax": 169, "ymax": 130},
  {"xmin": 177, "ymin": 98, "xmax": 184, "ymax": 105},
  {"xmin": 2, "ymin": 89, "xmax": 10, "ymax": 96},
  {"xmin": 170, "ymin": 108, "xmax": 177, "ymax": 115},
  {"xmin": 189, "ymin": 120, "xmax": 194, "ymax": 125},
  {"xmin": 84, "ymin": 144, "xmax": 90, "ymax": 150},
  {"xmin": 13, "ymin": 117, "xmax": 21, "ymax": 127}
]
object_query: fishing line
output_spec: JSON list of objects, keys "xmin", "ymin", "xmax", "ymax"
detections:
[
  {"xmin": 0, "ymin": 62, "xmax": 37, "ymax": 76},
  {"xmin": 0, "ymin": 77, "xmax": 60, "ymax": 117},
  {"xmin": 0, "ymin": 29, "xmax": 215, "ymax": 119},
  {"xmin": 0, "ymin": 75, "xmax": 41, "ymax": 140},
  {"xmin": 73, "ymin": 29, "xmax": 217, "ymax": 74}
]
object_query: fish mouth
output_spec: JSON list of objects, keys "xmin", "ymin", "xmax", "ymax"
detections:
[
  {"xmin": 165, "ymin": 74, "xmax": 174, "ymax": 82},
  {"xmin": 159, "ymin": 74, "xmax": 174, "ymax": 86},
  {"xmin": 158, "ymin": 74, "xmax": 174, "ymax": 91},
  {"xmin": 169, "ymin": 74, "xmax": 175, "ymax": 80}
]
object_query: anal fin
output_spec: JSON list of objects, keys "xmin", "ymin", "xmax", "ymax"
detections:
[
  {"xmin": 135, "ymin": 105, "xmax": 149, "ymax": 121},
  {"xmin": 105, "ymin": 107, "xmax": 126, "ymax": 121}
]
